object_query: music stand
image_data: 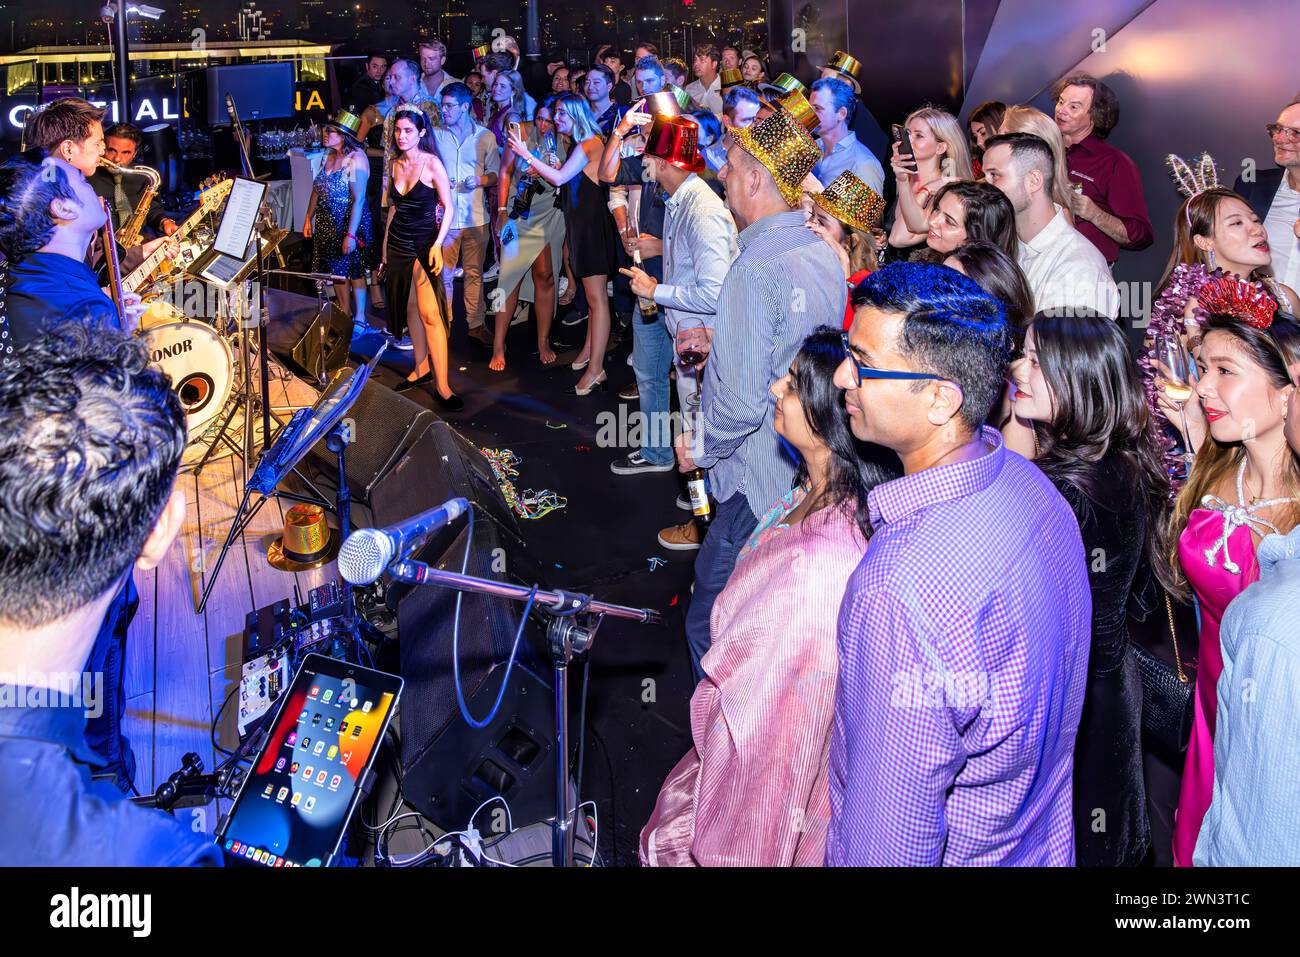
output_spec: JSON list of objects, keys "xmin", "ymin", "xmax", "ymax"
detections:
[{"xmin": 198, "ymin": 347, "xmax": 387, "ymax": 616}]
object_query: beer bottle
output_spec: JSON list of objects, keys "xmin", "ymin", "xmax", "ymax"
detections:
[
  {"xmin": 685, "ymin": 468, "xmax": 713, "ymax": 527},
  {"xmin": 632, "ymin": 248, "xmax": 658, "ymax": 317}
]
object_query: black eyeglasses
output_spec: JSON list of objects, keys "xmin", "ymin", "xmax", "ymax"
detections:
[{"xmin": 840, "ymin": 331, "xmax": 946, "ymax": 387}]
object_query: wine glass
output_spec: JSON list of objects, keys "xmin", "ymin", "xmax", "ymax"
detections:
[{"xmin": 1160, "ymin": 336, "xmax": 1198, "ymax": 472}]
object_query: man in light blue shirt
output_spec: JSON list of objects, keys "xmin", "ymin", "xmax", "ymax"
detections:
[
  {"xmin": 810, "ymin": 77, "xmax": 885, "ymax": 194},
  {"xmin": 434, "ymin": 83, "xmax": 499, "ymax": 345},
  {"xmin": 1196, "ymin": 377, "xmax": 1300, "ymax": 866}
]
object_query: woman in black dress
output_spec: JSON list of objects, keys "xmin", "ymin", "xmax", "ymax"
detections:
[
  {"xmin": 1003, "ymin": 308, "xmax": 1176, "ymax": 867},
  {"xmin": 303, "ymin": 110, "xmax": 377, "ymax": 328},
  {"xmin": 381, "ymin": 105, "xmax": 461, "ymax": 411},
  {"xmin": 507, "ymin": 92, "xmax": 618, "ymax": 394}
]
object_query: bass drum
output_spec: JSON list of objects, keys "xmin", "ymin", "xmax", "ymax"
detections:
[{"xmin": 140, "ymin": 320, "xmax": 235, "ymax": 439}]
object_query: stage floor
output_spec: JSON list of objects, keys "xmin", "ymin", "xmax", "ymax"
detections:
[{"xmin": 129, "ymin": 292, "xmax": 700, "ymax": 865}]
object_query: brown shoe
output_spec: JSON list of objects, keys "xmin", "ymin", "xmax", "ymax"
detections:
[
  {"xmin": 468, "ymin": 325, "xmax": 494, "ymax": 346},
  {"xmin": 657, "ymin": 520, "xmax": 701, "ymax": 551},
  {"xmin": 619, "ymin": 382, "xmax": 639, "ymax": 401}
]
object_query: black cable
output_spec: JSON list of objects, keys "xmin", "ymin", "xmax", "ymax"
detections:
[{"xmin": 210, "ymin": 683, "xmax": 239, "ymax": 757}]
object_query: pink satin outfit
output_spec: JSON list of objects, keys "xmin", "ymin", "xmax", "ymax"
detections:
[{"xmin": 639, "ymin": 502, "xmax": 866, "ymax": 866}]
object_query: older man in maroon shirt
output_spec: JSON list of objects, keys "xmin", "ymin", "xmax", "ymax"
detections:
[{"xmin": 1053, "ymin": 73, "xmax": 1153, "ymax": 265}]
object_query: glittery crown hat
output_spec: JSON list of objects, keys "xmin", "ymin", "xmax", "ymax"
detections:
[
  {"xmin": 759, "ymin": 72, "xmax": 806, "ymax": 98},
  {"xmin": 825, "ymin": 51, "xmax": 862, "ymax": 93},
  {"xmin": 644, "ymin": 115, "xmax": 705, "ymax": 173},
  {"xmin": 811, "ymin": 171, "xmax": 885, "ymax": 233},
  {"xmin": 775, "ymin": 88, "xmax": 819, "ymax": 136},
  {"xmin": 731, "ymin": 107, "xmax": 821, "ymax": 206}
]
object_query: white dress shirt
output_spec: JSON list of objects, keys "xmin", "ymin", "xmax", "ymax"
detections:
[
  {"xmin": 432, "ymin": 122, "xmax": 500, "ymax": 229},
  {"xmin": 1264, "ymin": 175, "xmax": 1300, "ymax": 295},
  {"xmin": 653, "ymin": 174, "xmax": 739, "ymax": 336},
  {"xmin": 684, "ymin": 76, "xmax": 724, "ymax": 117},
  {"xmin": 1017, "ymin": 204, "xmax": 1120, "ymax": 319}
]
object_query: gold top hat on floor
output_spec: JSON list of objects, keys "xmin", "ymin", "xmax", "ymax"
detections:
[
  {"xmin": 811, "ymin": 170, "xmax": 886, "ymax": 233},
  {"xmin": 720, "ymin": 68, "xmax": 745, "ymax": 93},
  {"xmin": 759, "ymin": 72, "xmax": 806, "ymax": 98},
  {"xmin": 266, "ymin": 504, "xmax": 341, "ymax": 572},
  {"xmin": 824, "ymin": 50, "xmax": 862, "ymax": 94},
  {"xmin": 642, "ymin": 90, "xmax": 683, "ymax": 118},
  {"xmin": 776, "ymin": 88, "xmax": 820, "ymax": 136},
  {"xmin": 730, "ymin": 107, "xmax": 822, "ymax": 207}
]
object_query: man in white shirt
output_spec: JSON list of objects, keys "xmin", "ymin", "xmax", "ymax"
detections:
[
  {"xmin": 684, "ymin": 44, "xmax": 724, "ymax": 118},
  {"xmin": 418, "ymin": 40, "xmax": 458, "ymax": 99},
  {"xmin": 983, "ymin": 131, "xmax": 1119, "ymax": 319},
  {"xmin": 1235, "ymin": 97, "xmax": 1300, "ymax": 295},
  {"xmin": 434, "ymin": 83, "xmax": 500, "ymax": 346}
]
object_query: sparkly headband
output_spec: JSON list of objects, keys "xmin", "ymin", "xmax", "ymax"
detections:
[{"xmin": 1166, "ymin": 151, "xmax": 1220, "ymax": 229}]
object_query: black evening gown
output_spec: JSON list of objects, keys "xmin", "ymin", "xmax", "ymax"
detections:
[
  {"xmin": 562, "ymin": 169, "xmax": 618, "ymax": 279},
  {"xmin": 1051, "ymin": 457, "xmax": 1150, "ymax": 867},
  {"xmin": 384, "ymin": 176, "xmax": 449, "ymax": 341}
]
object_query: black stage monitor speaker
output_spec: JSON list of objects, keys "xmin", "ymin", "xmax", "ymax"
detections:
[
  {"xmin": 206, "ymin": 62, "xmax": 296, "ymax": 126},
  {"xmin": 267, "ymin": 292, "xmax": 353, "ymax": 389}
]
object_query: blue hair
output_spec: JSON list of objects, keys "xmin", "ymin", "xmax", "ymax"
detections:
[{"xmin": 851, "ymin": 262, "xmax": 1012, "ymax": 429}]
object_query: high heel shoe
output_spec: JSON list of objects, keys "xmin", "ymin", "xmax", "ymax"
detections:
[
  {"xmin": 571, "ymin": 355, "xmax": 590, "ymax": 371},
  {"xmin": 395, "ymin": 372, "xmax": 432, "ymax": 393},
  {"xmin": 571, "ymin": 371, "xmax": 607, "ymax": 396}
]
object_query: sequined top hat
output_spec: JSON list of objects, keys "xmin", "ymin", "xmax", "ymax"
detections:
[
  {"xmin": 471, "ymin": 43, "xmax": 491, "ymax": 62},
  {"xmin": 759, "ymin": 72, "xmax": 806, "ymax": 98},
  {"xmin": 720, "ymin": 68, "xmax": 745, "ymax": 93},
  {"xmin": 825, "ymin": 50, "xmax": 862, "ymax": 94},
  {"xmin": 642, "ymin": 90, "xmax": 683, "ymax": 118},
  {"xmin": 811, "ymin": 170, "xmax": 885, "ymax": 233},
  {"xmin": 776, "ymin": 88, "xmax": 819, "ymax": 136},
  {"xmin": 668, "ymin": 84, "xmax": 693, "ymax": 111},
  {"xmin": 730, "ymin": 106, "xmax": 822, "ymax": 207},
  {"xmin": 322, "ymin": 108, "xmax": 364, "ymax": 146},
  {"xmin": 266, "ymin": 503, "xmax": 341, "ymax": 572},
  {"xmin": 644, "ymin": 115, "xmax": 706, "ymax": 173}
]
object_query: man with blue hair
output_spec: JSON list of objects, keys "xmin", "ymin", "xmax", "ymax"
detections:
[
  {"xmin": 825, "ymin": 262, "xmax": 1092, "ymax": 865},
  {"xmin": 809, "ymin": 77, "xmax": 884, "ymax": 193}
]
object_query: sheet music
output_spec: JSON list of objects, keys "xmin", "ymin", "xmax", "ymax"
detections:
[{"xmin": 214, "ymin": 177, "xmax": 266, "ymax": 259}]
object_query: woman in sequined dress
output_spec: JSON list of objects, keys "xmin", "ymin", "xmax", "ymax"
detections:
[{"xmin": 302, "ymin": 110, "xmax": 377, "ymax": 326}]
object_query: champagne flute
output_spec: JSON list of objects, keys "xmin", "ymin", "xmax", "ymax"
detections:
[{"xmin": 1161, "ymin": 336, "xmax": 1198, "ymax": 473}]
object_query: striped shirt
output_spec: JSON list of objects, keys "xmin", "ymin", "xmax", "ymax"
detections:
[
  {"xmin": 826, "ymin": 428, "xmax": 1092, "ymax": 866},
  {"xmin": 698, "ymin": 210, "xmax": 847, "ymax": 519},
  {"xmin": 654, "ymin": 174, "xmax": 738, "ymax": 337}
]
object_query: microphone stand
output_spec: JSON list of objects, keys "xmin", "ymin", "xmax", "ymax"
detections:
[{"xmin": 385, "ymin": 559, "xmax": 661, "ymax": 867}]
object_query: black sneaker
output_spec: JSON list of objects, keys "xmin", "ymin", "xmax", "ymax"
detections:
[
  {"xmin": 619, "ymin": 382, "xmax": 639, "ymax": 401},
  {"xmin": 610, "ymin": 452, "xmax": 674, "ymax": 475},
  {"xmin": 561, "ymin": 311, "xmax": 587, "ymax": 327}
]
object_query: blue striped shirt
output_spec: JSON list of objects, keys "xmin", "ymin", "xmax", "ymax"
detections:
[{"xmin": 697, "ymin": 210, "xmax": 847, "ymax": 518}]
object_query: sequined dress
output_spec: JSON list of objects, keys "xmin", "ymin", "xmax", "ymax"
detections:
[{"xmin": 310, "ymin": 161, "xmax": 377, "ymax": 281}]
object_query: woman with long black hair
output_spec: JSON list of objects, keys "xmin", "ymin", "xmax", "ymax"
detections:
[
  {"xmin": 641, "ymin": 326, "xmax": 900, "ymax": 866},
  {"xmin": 1004, "ymin": 308, "xmax": 1177, "ymax": 866},
  {"xmin": 381, "ymin": 105, "xmax": 459, "ymax": 410}
]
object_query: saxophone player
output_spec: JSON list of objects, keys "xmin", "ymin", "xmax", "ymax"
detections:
[{"xmin": 91, "ymin": 123, "xmax": 179, "ymax": 239}]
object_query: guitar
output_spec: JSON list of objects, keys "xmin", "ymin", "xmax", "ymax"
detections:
[{"xmin": 124, "ymin": 177, "xmax": 232, "ymax": 295}]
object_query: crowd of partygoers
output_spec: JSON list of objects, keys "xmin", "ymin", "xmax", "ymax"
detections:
[{"xmin": 2, "ymin": 24, "xmax": 1300, "ymax": 869}]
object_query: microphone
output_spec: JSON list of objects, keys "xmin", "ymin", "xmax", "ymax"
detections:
[{"xmin": 338, "ymin": 497, "xmax": 469, "ymax": 585}]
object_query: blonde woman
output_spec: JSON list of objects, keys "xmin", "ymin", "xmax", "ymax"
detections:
[
  {"xmin": 886, "ymin": 106, "xmax": 974, "ymax": 258},
  {"xmin": 1000, "ymin": 105, "xmax": 1075, "ymax": 223}
]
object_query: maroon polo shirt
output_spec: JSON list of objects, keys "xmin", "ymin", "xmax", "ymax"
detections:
[{"xmin": 1064, "ymin": 133, "xmax": 1153, "ymax": 264}]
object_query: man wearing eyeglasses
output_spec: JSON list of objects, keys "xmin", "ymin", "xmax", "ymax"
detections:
[
  {"xmin": 825, "ymin": 262, "xmax": 1092, "ymax": 866},
  {"xmin": 1234, "ymin": 97, "xmax": 1300, "ymax": 298}
]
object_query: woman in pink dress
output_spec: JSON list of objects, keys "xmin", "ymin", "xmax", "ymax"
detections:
[
  {"xmin": 640, "ymin": 328, "xmax": 900, "ymax": 866},
  {"xmin": 1165, "ymin": 307, "xmax": 1300, "ymax": 865}
]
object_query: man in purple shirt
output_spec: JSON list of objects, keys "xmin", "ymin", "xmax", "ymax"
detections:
[
  {"xmin": 1053, "ymin": 73, "xmax": 1153, "ymax": 265},
  {"xmin": 826, "ymin": 262, "xmax": 1091, "ymax": 865}
]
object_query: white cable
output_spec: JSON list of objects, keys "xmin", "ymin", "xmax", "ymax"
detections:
[
  {"xmin": 578, "ymin": 800, "xmax": 598, "ymax": 867},
  {"xmin": 468, "ymin": 794, "xmax": 514, "ymax": 835}
]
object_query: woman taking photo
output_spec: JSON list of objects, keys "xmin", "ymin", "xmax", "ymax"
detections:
[
  {"xmin": 492, "ymin": 96, "xmax": 568, "ymax": 371},
  {"xmin": 640, "ymin": 327, "xmax": 899, "ymax": 866},
  {"xmin": 382, "ymin": 105, "xmax": 460, "ymax": 411},
  {"xmin": 507, "ymin": 93, "xmax": 618, "ymax": 394},
  {"xmin": 1157, "ymin": 303, "xmax": 1300, "ymax": 866},
  {"xmin": 922, "ymin": 179, "xmax": 1017, "ymax": 260},
  {"xmin": 885, "ymin": 106, "xmax": 973, "ymax": 261},
  {"xmin": 1004, "ymin": 309, "xmax": 1176, "ymax": 866},
  {"xmin": 303, "ymin": 110, "xmax": 377, "ymax": 329}
]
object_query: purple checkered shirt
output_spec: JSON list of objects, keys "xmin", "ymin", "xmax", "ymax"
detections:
[{"xmin": 825, "ymin": 427, "xmax": 1091, "ymax": 866}]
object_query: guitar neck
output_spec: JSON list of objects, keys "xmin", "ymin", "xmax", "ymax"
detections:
[{"xmin": 124, "ymin": 182, "xmax": 230, "ymax": 293}]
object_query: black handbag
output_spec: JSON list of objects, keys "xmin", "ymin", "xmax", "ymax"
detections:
[{"xmin": 1131, "ymin": 593, "xmax": 1194, "ymax": 753}]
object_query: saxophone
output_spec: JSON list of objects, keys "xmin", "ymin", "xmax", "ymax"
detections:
[{"xmin": 98, "ymin": 157, "xmax": 161, "ymax": 248}]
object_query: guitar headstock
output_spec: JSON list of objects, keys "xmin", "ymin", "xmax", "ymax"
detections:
[{"xmin": 198, "ymin": 176, "xmax": 232, "ymax": 214}]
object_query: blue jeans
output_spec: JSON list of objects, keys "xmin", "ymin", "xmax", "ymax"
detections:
[
  {"xmin": 631, "ymin": 303, "xmax": 675, "ymax": 466},
  {"xmin": 684, "ymin": 493, "xmax": 759, "ymax": 685}
]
